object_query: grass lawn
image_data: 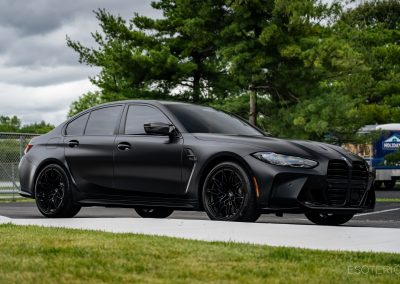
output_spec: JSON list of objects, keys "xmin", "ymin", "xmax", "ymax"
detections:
[
  {"xmin": 0, "ymin": 225, "xmax": 399, "ymax": 283},
  {"xmin": 0, "ymin": 197, "xmax": 33, "ymax": 202},
  {"xmin": 376, "ymin": 198, "xmax": 400, "ymax": 203}
]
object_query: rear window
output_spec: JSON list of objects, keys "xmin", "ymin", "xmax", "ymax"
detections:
[
  {"xmin": 65, "ymin": 113, "xmax": 89, "ymax": 136},
  {"xmin": 85, "ymin": 106, "xmax": 123, "ymax": 135}
]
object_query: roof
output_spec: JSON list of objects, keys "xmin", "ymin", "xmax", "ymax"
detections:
[
  {"xmin": 130, "ymin": 100, "xmax": 192, "ymax": 105},
  {"xmin": 81, "ymin": 99, "xmax": 194, "ymax": 111}
]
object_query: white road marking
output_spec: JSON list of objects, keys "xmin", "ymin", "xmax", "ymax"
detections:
[{"xmin": 355, "ymin": 208, "xmax": 400, "ymax": 217}]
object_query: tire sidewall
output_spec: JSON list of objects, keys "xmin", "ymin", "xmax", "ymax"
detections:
[{"xmin": 135, "ymin": 208, "xmax": 174, "ymax": 218}]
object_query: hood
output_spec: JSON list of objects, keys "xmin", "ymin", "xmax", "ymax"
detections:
[{"xmin": 193, "ymin": 133, "xmax": 361, "ymax": 161}]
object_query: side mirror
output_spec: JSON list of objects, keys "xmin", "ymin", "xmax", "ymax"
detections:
[{"xmin": 144, "ymin": 122, "xmax": 175, "ymax": 136}]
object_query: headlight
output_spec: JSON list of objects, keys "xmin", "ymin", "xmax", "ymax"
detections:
[{"xmin": 252, "ymin": 152, "xmax": 318, "ymax": 168}]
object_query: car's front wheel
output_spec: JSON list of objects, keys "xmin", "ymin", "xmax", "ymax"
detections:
[
  {"xmin": 202, "ymin": 162, "xmax": 260, "ymax": 222},
  {"xmin": 135, "ymin": 208, "xmax": 174, "ymax": 218},
  {"xmin": 35, "ymin": 164, "xmax": 81, "ymax": 218},
  {"xmin": 305, "ymin": 212, "xmax": 354, "ymax": 226}
]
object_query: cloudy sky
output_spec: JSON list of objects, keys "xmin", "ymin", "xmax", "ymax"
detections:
[{"xmin": 0, "ymin": 0, "xmax": 160, "ymax": 126}]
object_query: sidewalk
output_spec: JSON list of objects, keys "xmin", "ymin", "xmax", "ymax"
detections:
[{"xmin": 1, "ymin": 216, "xmax": 399, "ymax": 253}]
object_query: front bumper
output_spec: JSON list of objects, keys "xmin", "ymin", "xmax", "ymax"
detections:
[{"xmin": 245, "ymin": 155, "xmax": 375, "ymax": 214}]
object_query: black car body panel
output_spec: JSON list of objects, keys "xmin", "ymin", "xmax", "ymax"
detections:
[{"xmin": 19, "ymin": 100, "xmax": 375, "ymax": 215}]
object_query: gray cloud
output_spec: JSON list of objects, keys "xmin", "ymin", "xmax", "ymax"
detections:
[
  {"xmin": 0, "ymin": 0, "xmax": 79, "ymax": 36},
  {"xmin": 0, "ymin": 0, "xmax": 160, "ymax": 36},
  {"xmin": 0, "ymin": 0, "xmax": 161, "ymax": 124},
  {"xmin": 0, "ymin": 65, "xmax": 100, "ymax": 87},
  {"xmin": 0, "ymin": 0, "xmax": 161, "ymax": 69}
]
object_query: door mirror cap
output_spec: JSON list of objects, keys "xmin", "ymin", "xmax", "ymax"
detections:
[{"xmin": 144, "ymin": 122, "xmax": 175, "ymax": 136}]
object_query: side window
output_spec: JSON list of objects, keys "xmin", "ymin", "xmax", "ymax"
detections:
[
  {"xmin": 65, "ymin": 113, "xmax": 89, "ymax": 136},
  {"xmin": 125, "ymin": 105, "xmax": 170, "ymax": 135},
  {"xmin": 85, "ymin": 106, "xmax": 123, "ymax": 135}
]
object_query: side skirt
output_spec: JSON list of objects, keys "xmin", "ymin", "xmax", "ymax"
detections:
[{"xmin": 78, "ymin": 194, "xmax": 198, "ymax": 209}]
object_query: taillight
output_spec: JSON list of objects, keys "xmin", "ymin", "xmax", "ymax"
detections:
[{"xmin": 24, "ymin": 144, "xmax": 33, "ymax": 155}]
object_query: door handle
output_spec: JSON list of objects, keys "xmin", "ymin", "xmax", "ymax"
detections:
[
  {"xmin": 68, "ymin": 140, "xmax": 79, "ymax": 148},
  {"xmin": 117, "ymin": 142, "xmax": 131, "ymax": 151}
]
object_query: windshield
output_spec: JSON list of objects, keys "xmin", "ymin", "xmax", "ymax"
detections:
[{"xmin": 165, "ymin": 104, "xmax": 264, "ymax": 136}]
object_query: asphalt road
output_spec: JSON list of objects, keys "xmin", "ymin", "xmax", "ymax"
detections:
[{"xmin": 1, "ymin": 190, "xmax": 399, "ymax": 228}]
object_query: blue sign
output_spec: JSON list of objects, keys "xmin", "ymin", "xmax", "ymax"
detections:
[{"xmin": 382, "ymin": 134, "xmax": 400, "ymax": 150}]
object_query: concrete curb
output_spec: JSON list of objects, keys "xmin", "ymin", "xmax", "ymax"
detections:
[
  {"xmin": 2, "ymin": 216, "xmax": 400, "ymax": 253},
  {"xmin": 0, "ymin": 216, "xmax": 11, "ymax": 224}
]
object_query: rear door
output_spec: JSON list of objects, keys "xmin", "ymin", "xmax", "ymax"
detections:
[
  {"xmin": 113, "ymin": 104, "xmax": 184, "ymax": 195},
  {"xmin": 64, "ymin": 105, "xmax": 123, "ymax": 194}
]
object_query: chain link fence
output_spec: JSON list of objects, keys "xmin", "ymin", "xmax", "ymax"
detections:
[{"xmin": 0, "ymin": 132, "xmax": 39, "ymax": 199}]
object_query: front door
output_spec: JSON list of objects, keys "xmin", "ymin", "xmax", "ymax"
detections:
[{"xmin": 113, "ymin": 104, "xmax": 184, "ymax": 195}]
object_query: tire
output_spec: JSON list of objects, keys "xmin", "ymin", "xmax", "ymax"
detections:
[
  {"xmin": 135, "ymin": 208, "xmax": 174, "ymax": 218},
  {"xmin": 374, "ymin": 181, "xmax": 383, "ymax": 190},
  {"xmin": 384, "ymin": 180, "xmax": 396, "ymax": 190},
  {"xmin": 305, "ymin": 212, "xmax": 354, "ymax": 226},
  {"xmin": 202, "ymin": 161, "xmax": 260, "ymax": 222},
  {"xmin": 34, "ymin": 164, "xmax": 81, "ymax": 218},
  {"xmin": 365, "ymin": 189, "xmax": 376, "ymax": 209}
]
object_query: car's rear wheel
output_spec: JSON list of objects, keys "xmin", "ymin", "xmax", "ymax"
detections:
[
  {"xmin": 202, "ymin": 162, "xmax": 260, "ymax": 222},
  {"xmin": 305, "ymin": 212, "xmax": 354, "ymax": 226},
  {"xmin": 384, "ymin": 180, "xmax": 396, "ymax": 190},
  {"xmin": 35, "ymin": 164, "xmax": 81, "ymax": 218},
  {"xmin": 374, "ymin": 181, "xmax": 383, "ymax": 190},
  {"xmin": 135, "ymin": 208, "xmax": 174, "ymax": 218}
]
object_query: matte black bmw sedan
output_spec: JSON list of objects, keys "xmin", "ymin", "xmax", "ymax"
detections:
[{"xmin": 19, "ymin": 100, "xmax": 375, "ymax": 224}]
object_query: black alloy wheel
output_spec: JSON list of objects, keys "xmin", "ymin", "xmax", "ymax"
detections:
[
  {"xmin": 374, "ymin": 181, "xmax": 383, "ymax": 190},
  {"xmin": 305, "ymin": 212, "xmax": 354, "ymax": 226},
  {"xmin": 135, "ymin": 208, "xmax": 174, "ymax": 218},
  {"xmin": 384, "ymin": 180, "xmax": 396, "ymax": 190},
  {"xmin": 35, "ymin": 164, "xmax": 81, "ymax": 218},
  {"xmin": 202, "ymin": 162, "xmax": 260, "ymax": 222}
]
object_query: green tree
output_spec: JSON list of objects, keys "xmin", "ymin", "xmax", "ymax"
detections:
[
  {"xmin": 0, "ymin": 115, "xmax": 54, "ymax": 134},
  {"xmin": 219, "ymin": 0, "xmax": 399, "ymax": 144},
  {"xmin": 337, "ymin": 0, "xmax": 400, "ymax": 128},
  {"xmin": 20, "ymin": 121, "xmax": 54, "ymax": 134},
  {"xmin": 220, "ymin": 0, "xmax": 362, "ymax": 139},
  {"xmin": 341, "ymin": 0, "xmax": 400, "ymax": 29},
  {"xmin": 0, "ymin": 115, "xmax": 21, "ymax": 132},
  {"xmin": 68, "ymin": 91, "xmax": 103, "ymax": 117},
  {"xmin": 67, "ymin": 0, "xmax": 235, "ymax": 107}
]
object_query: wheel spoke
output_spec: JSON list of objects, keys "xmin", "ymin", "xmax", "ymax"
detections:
[
  {"xmin": 212, "ymin": 177, "xmax": 224, "ymax": 190},
  {"xmin": 205, "ymin": 166, "xmax": 246, "ymax": 219},
  {"xmin": 206, "ymin": 186, "xmax": 225, "ymax": 196},
  {"xmin": 36, "ymin": 167, "xmax": 66, "ymax": 214}
]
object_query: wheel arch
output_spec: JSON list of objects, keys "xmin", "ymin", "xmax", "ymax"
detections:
[
  {"xmin": 32, "ymin": 158, "xmax": 72, "ymax": 197},
  {"xmin": 197, "ymin": 152, "xmax": 255, "ymax": 210}
]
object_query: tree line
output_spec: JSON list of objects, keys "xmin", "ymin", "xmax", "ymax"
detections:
[
  {"xmin": 67, "ymin": 0, "xmax": 400, "ymax": 144},
  {"xmin": 0, "ymin": 115, "xmax": 54, "ymax": 134}
]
